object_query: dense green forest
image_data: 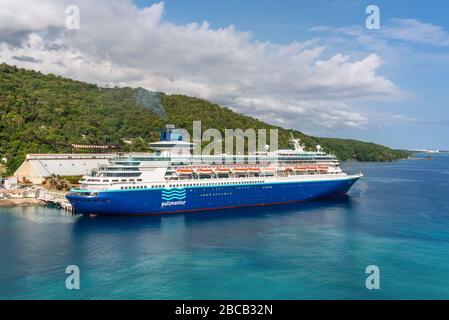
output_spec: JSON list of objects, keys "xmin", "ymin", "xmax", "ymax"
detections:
[{"xmin": 0, "ymin": 63, "xmax": 409, "ymax": 175}]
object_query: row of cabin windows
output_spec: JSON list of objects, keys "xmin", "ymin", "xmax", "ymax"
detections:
[
  {"xmin": 87, "ymin": 178, "xmax": 143, "ymax": 183},
  {"xmin": 104, "ymin": 172, "xmax": 142, "ymax": 177},
  {"xmin": 171, "ymin": 160, "xmax": 336, "ymax": 166},
  {"xmin": 200, "ymin": 192, "xmax": 233, "ymax": 197},
  {"xmin": 111, "ymin": 161, "xmax": 141, "ymax": 166},
  {"xmin": 101, "ymin": 167, "xmax": 140, "ymax": 171},
  {"xmin": 165, "ymin": 180, "xmax": 266, "ymax": 188},
  {"xmin": 117, "ymin": 180, "xmax": 340, "ymax": 191},
  {"xmin": 171, "ymin": 155, "xmax": 333, "ymax": 160},
  {"xmin": 121, "ymin": 185, "xmax": 147, "ymax": 190},
  {"xmin": 93, "ymin": 175, "xmax": 336, "ymax": 186},
  {"xmin": 118, "ymin": 180, "xmax": 266, "ymax": 190}
]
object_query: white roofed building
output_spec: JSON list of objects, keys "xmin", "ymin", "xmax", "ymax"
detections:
[{"xmin": 14, "ymin": 154, "xmax": 115, "ymax": 184}]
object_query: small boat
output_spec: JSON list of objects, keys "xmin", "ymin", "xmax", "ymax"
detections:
[
  {"xmin": 176, "ymin": 168, "xmax": 194, "ymax": 175},
  {"xmin": 216, "ymin": 167, "xmax": 231, "ymax": 174},
  {"xmin": 196, "ymin": 168, "xmax": 214, "ymax": 175},
  {"xmin": 318, "ymin": 165, "xmax": 328, "ymax": 172},
  {"xmin": 247, "ymin": 167, "xmax": 260, "ymax": 174},
  {"xmin": 260, "ymin": 167, "xmax": 276, "ymax": 175},
  {"xmin": 233, "ymin": 167, "xmax": 248, "ymax": 174}
]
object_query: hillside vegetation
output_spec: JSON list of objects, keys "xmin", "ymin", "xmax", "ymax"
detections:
[{"xmin": 0, "ymin": 63, "xmax": 408, "ymax": 174}]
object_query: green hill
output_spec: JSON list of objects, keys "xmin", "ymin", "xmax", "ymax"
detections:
[{"xmin": 0, "ymin": 63, "xmax": 408, "ymax": 175}]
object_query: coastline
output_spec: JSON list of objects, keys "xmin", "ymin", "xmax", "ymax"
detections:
[{"xmin": 0, "ymin": 198, "xmax": 44, "ymax": 207}]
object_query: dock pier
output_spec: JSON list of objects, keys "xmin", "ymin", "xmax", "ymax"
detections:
[{"xmin": 36, "ymin": 188, "xmax": 74, "ymax": 213}]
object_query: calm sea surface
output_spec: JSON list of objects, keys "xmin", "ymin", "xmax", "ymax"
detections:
[{"xmin": 1, "ymin": 154, "xmax": 449, "ymax": 299}]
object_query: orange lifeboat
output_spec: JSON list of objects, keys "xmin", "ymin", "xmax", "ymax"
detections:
[
  {"xmin": 318, "ymin": 165, "xmax": 328, "ymax": 172},
  {"xmin": 176, "ymin": 168, "xmax": 193, "ymax": 175},
  {"xmin": 216, "ymin": 167, "xmax": 231, "ymax": 174},
  {"xmin": 233, "ymin": 167, "xmax": 248, "ymax": 173},
  {"xmin": 247, "ymin": 167, "xmax": 260, "ymax": 174},
  {"xmin": 196, "ymin": 167, "xmax": 214, "ymax": 175}
]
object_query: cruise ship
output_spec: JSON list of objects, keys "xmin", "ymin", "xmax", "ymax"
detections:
[{"xmin": 66, "ymin": 126, "xmax": 362, "ymax": 215}]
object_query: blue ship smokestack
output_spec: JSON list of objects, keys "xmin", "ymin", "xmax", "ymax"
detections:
[{"xmin": 160, "ymin": 124, "xmax": 184, "ymax": 142}]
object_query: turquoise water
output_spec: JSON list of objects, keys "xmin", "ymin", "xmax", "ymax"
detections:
[{"xmin": 1, "ymin": 154, "xmax": 449, "ymax": 299}]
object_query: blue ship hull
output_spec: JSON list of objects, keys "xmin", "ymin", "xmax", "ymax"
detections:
[{"xmin": 66, "ymin": 176, "xmax": 361, "ymax": 216}]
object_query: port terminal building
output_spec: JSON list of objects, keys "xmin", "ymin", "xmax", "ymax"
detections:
[{"xmin": 14, "ymin": 154, "xmax": 115, "ymax": 184}]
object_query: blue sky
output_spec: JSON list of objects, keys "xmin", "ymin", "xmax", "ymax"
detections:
[
  {"xmin": 2, "ymin": 0, "xmax": 448, "ymax": 149},
  {"xmin": 132, "ymin": 0, "xmax": 449, "ymax": 149}
]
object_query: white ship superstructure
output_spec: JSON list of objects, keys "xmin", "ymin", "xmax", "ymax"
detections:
[{"xmin": 67, "ymin": 126, "xmax": 362, "ymax": 215}]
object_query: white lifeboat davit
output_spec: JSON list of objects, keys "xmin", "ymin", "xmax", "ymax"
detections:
[{"xmin": 260, "ymin": 167, "xmax": 276, "ymax": 175}]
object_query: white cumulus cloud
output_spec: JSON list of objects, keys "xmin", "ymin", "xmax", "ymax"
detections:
[{"xmin": 0, "ymin": 0, "xmax": 405, "ymax": 133}]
